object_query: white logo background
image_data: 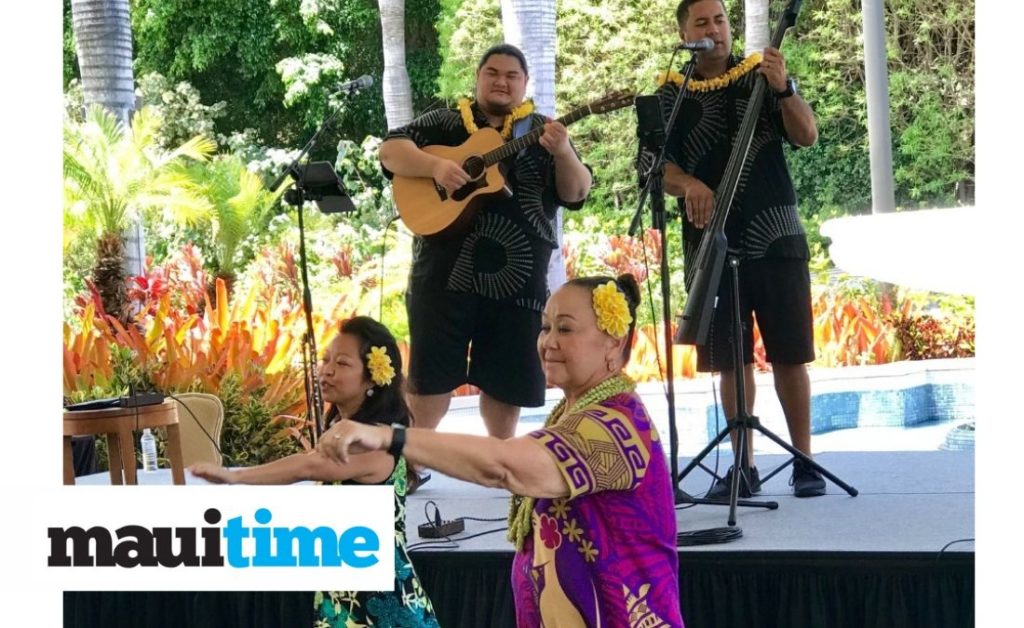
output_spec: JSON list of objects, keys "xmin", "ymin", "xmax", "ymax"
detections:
[{"xmin": 38, "ymin": 485, "xmax": 394, "ymax": 591}]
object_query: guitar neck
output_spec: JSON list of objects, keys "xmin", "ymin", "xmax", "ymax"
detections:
[{"xmin": 483, "ymin": 106, "xmax": 591, "ymax": 167}]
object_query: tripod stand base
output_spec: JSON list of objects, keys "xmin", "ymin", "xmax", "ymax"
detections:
[
  {"xmin": 760, "ymin": 452, "xmax": 859, "ymax": 497},
  {"xmin": 674, "ymin": 486, "xmax": 778, "ymax": 510},
  {"xmin": 677, "ymin": 412, "xmax": 859, "ymax": 496}
]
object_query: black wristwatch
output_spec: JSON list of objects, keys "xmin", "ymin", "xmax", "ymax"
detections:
[
  {"xmin": 775, "ymin": 77, "xmax": 797, "ymax": 99},
  {"xmin": 387, "ymin": 423, "xmax": 406, "ymax": 457}
]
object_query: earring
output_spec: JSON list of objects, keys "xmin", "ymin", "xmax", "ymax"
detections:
[{"xmin": 366, "ymin": 388, "xmax": 374, "ymax": 397}]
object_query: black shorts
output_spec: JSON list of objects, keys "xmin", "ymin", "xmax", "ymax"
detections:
[
  {"xmin": 696, "ymin": 258, "xmax": 815, "ymax": 372},
  {"xmin": 405, "ymin": 289, "xmax": 546, "ymax": 408}
]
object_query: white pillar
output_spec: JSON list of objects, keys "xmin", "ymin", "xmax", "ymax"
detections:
[
  {"xmin": 501, "ymin": 1, "xmax": 565, "ymax": 290},
  {"xmin": 862, "ymin": 0, "xmax": 897, "ymax": 213}
]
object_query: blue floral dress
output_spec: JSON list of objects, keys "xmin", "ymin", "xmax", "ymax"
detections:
[{"xmin": 314, "ymin": 456, "xmax": 439, "ymax": 627}]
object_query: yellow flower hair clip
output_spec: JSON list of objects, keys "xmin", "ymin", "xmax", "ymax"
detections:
[
  {"xmin": 366, "ymin": 346, "xmax": 396, "ymax": 387},
  {"xmin": 592, "ymin": 281, "xmax": 632, "ymax": 339}
]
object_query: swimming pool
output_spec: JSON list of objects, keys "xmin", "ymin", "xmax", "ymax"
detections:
[{"xmin": 442, "ymin": 358, "xmax": 976, "ymax": 455}]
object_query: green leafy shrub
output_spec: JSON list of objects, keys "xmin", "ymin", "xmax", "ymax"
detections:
[{"xmin": 217, "ymin": 373, "xmax": 305, "ymax": 466}]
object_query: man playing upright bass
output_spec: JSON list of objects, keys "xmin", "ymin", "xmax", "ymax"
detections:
[{"xmin": 659, "ymin": 0, "xmax": 826, "ymax": 498}]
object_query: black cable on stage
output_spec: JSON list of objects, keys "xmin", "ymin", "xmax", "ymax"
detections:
[
  {"xmin": 407, "ymin": 527, "xmax": 508, "ymax": 552},
  {"xmin": 677, "ymin": 526, "xmax": 743, "ymax": 546},
  {"xmin": 936, "ymin": 537, "xmax": 974, "ymax": 560}
]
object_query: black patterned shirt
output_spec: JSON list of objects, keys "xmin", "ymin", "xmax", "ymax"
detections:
[
  {"xmin": 653, "ymin": 55, "xmax": 809, "ymax": 286},
  {"xmin": 383, "ymin": 102, "xmax": 588, "ymax": 312}
]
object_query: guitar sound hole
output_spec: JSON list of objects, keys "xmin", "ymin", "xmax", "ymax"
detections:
[
  {"xmin": 447, "ymin": 154, "xmax": 487, "ymax": 202},
  {"xmin": 462, "ymin": 155, "xmax": 486, "ymax": 180}
]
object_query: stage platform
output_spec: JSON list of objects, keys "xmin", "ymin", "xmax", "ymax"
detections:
[{"xmin": 64, "ymin": 448, "xmax": 974, "ymax": 627}]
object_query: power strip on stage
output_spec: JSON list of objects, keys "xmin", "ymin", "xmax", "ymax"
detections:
[{"xmin": 417, "ymin": 518, "xmax": 465, "ymax": 538}]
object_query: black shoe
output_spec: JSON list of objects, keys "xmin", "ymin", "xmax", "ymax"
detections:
[
  {"xmin": 790, "ymin": 459, "xmax": 826, "ymax": 497},
  {"xmin": 705, "ymin": 465, "xmax": 761, "ymax": 499}
]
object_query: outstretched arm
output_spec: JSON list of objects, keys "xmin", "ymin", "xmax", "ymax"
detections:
[
  {"xmin": 189, "ymin": 448, "xmax": 393, "ymax": 485},
  {"xmin": 318, "ymin": 421, "xmax": 570, "ymax": 499}
]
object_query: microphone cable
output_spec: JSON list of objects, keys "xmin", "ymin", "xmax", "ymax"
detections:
[
  {"xmin": 406, "ymin": 525, "xmax": 509, "ymax": 552},
  {"xmin": 378, "ymin": 211, "xmax": 401, "ymax": 322},
  {"xmin": 405, "ymin": 501, "xmax": 507, "ymax": 551},
  {"xmin": 677, "ymin": 525, "xmax": 743, "ymax": 546},
  {"xmin": 936, "ymin": 538, "xmax": 974, "ymax": 560}
]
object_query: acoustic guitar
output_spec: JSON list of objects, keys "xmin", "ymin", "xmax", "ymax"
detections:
[{"xmin": 393, "ymin": 90, "xmax": 634, "ymax": 237}]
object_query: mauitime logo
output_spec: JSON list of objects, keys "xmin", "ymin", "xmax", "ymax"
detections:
[
  {"xmin": 45, "ymin": 486, "xmax": 394, "ymax": 591},
  {"xmin": 48, "ymin": 507, "xmax": 380, "ymax": 568}
]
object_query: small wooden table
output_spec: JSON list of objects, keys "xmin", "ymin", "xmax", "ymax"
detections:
[{"xmin": 63, "ymin": 400, "xmax": 185, "ymax": 485}]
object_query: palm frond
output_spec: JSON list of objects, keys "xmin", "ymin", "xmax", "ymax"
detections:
[
  {"xmin": 130, "ymin": 107, "xmax": 161, "ymax": 153},
  {"xmin": 166, "ymin": 134, "xmax": 218, "ymax": 164},
  {"xmin": 136, "ymin": 185, "xmax": 214, "ymax": 226},
  {"xmin": 84, "ymin": 104, "xmax": 125, "ymax": 146}
]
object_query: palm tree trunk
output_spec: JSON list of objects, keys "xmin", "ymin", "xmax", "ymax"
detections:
[
  {"xmin": 71, "ymin": 0, "xmax": 135, "ymax": 126},
  {"xmin": 500, "ymin": 0, "xmax": 556, "ymax": 117},
  {"xmin": 378, "ymin": 0, "xmax": 414, "ymax": 128},
  {"xmin": 501, "ymin": 0, "xmax": 565, "ymax": 290},
  {"xmin": 94, "ymin": 232, "xmax": 127, "ymax": 320},
  {"xmin": 71, "ymin": 0, "xmax": 143, "ymax": 300},
  {"xmin": 744, "ymin": 0, "xmax": 770, "ymax": 56}
]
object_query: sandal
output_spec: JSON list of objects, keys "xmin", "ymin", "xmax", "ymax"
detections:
[{"xmin": 408, "ymin": 470, "xmax": 432, "ymax": 494}]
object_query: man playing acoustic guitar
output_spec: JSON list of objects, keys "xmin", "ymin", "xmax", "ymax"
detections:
[{"xmin": 380, "ymin": 44, "xmax": 592, "ymax": 446}]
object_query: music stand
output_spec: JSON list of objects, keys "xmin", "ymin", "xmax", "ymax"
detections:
[
  {"xmin": 284, "ymin": 162, "xmax": 356, "ymax": 215},
  {"xmin": 269, "ymin": 86, "xmax": 365, "ymax": 446}
]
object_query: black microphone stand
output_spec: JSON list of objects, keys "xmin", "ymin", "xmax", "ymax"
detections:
[
  {"xmin": 268, "ymin": 83, "xmax": 364, "ymax": 446},
  {"xmin": 629, "ymin": 53, "xmax": 776, "ymax": 513},
  {"xmin": 676, "ymin": 251, "xmax": 859, "ymax": 525}
]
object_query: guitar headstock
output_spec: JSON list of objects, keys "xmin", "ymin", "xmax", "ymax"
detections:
[{"xmin": 587, "ymin": 90, "xmax": 636, "ymax": 115}]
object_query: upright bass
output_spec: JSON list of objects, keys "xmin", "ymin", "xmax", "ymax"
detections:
[{"xmin": 675, "ymin": 0, "xmax": 803, "ymax": 345}]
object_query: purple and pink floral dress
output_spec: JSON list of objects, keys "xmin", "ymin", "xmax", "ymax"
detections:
[{"xmin": 511, "ymin": 391, "xmax": 684, "ymax": 627}]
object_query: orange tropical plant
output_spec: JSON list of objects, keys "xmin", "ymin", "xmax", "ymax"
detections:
[
  {"xmin": 64, "ymin": 242, "xmax": 975, "ymax": 417},
  {"xmin": 625, "ymin": 322, "xmax": 699, "ymax": 382},
  {"xmin": 811, "ymin": 286, "xmax": 900, "ymax": 367},
  {"xmin": 63, "ymin": 272, "xmax": 364, "ymax": 455}
]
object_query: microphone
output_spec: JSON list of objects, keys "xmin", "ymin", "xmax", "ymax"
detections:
[
  {"xmin": 675, "ymin": 38, "xmax": 715, "ymax": 52},
  {"xmin": 333, "ymin": 75, "xmax": 374, "ymax": 94}
]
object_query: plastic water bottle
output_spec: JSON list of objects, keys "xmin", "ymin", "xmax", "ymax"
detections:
[{"xmin": 140, "ymin": 428, "xmax": 158, "ymax": 472}]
